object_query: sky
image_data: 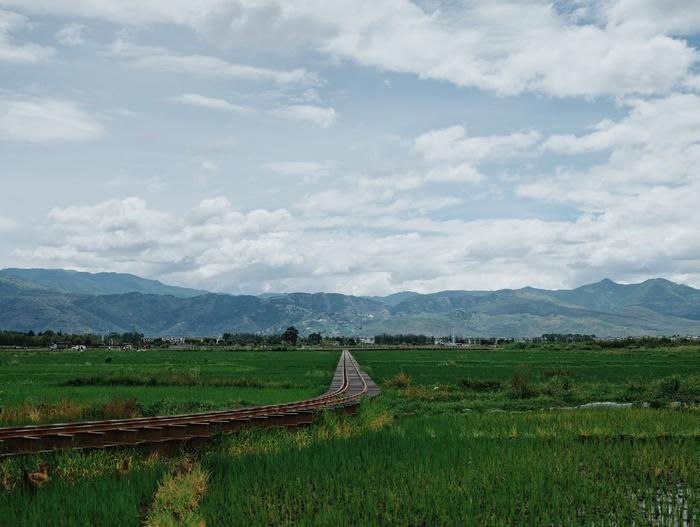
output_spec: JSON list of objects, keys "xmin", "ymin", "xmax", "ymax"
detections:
[{"xmin": 1, "ymin": 0, "xmax": 700, "ymax": 296}]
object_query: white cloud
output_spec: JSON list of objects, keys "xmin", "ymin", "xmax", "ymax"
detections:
[
  {"xmin": 271, "ymin": 104, "xmax": 337, "ymax": 128},
  {"xmin": 426, "ymin": 163, "xmax": 485, "ymax": 184},
  {"xmin": 110, "ymin": 39, "xmax": 319, "ymax": 86},
  {"xmin": 5, "ymin": 1, "xmax": 700, "ymax": 294},
  {"xmin": 524, "ymin": 94, "xmax": 700, "ymax": 212},
  {"xmin": 0, "ymin": 1, "xmax": 191, "ymax": 25},
  {"xmin": 542, "ymin": 94, "xmax": 700, "ymax": 156},
  {"xmin": 0, "ymin": 9, "xmax": 54, "ymax": 62},
  {"xmin": 0, "ymin": 97, "xmax": 105, "ymax": 143},
  {"xmin": 415, "ymin": 126, "xmax": 541, "ymax": 163},
  {"xmin": 169, "ymin": 93, "xmax": 250, "ymax": 113},
  {"xmin": 15, "ymin": 197, "xmax": 300, "ymax": 284},
  {"xmin": 12, "ymin": 183, "xmax": 700, "ymax": 294},
  {"xmin": 4, "ymin": 1, "xmax": 699, "ymax": 97},
  {"xmin": 55, "ymin": 22, "xmax": 85, "ymax": 46},
  {"xmin": 193, "ymin": 1, "xmax": 331, "ymax": 53},
  {"xmin": 603, "ymin": 0, "xmax": 700, "ymax": 35},
  {"xmin": 354, "ymin": 164, "xmax": 485, "ymax": 196},
  {"xmin": 317, "ymin": 1, "xmax": 697, "ymax": 97}
]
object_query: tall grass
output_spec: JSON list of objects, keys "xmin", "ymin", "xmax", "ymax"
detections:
[
  {"xmin": 0, "ymin": 405, "xmax": 698, "ymax": 526},
  {"xmin": 199, "ymin": 410, "xmax": 700, "ymax": 526},
  {"xmin": 0, "ymin": 450, "xmax": 169, "ymax": 526}
]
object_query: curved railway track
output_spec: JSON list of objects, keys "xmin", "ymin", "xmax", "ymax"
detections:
[{"xmin": 0, "ymin": 350, "xmax": 379, "ymax": 456}]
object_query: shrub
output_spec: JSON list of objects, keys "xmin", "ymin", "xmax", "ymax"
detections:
[
  {"xmin": 623, "ymin": 379, "xmax": 647, "ymax": 401},
  {"xmin": 658, "ymin": 376, "xmax": 681, "ymax": 398},
  {"xmin": 510, "ymin": 366, "xmax": 535, "ymax": 399},
  {"xmin": 543, "ymin": 376, "xmax": 574, "ymax": 398}
]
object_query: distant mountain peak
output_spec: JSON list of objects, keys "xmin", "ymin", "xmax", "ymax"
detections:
[{"xmin": 595, "ymin": 278, "xmax": 618, "ymax": 286}]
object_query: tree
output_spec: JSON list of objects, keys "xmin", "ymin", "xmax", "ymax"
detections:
[
  {"xmin": 281, "ymin": 326, "xmax": 299, "ymax": 346},
  {"xmin": 307, "ymin": 332, "xmax": 322, "ymax": 346}
]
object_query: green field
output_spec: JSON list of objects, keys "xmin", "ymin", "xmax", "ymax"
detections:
[
  {"xmin": 354, "ymin": 346, "xmax": 700, "ymax": 384},
  {"xmin": 1, "ymin": 345, "xmax": 699, "ymax": 525},
  {"xmin": 0, "ymin": 350, "xmax": 339, "ymax": 425},
  {"xmin": 355, "ymin": 346, "xmax": 700, "ymax": 412}
]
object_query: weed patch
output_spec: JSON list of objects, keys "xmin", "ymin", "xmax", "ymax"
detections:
[
  {"xmin": 383, "ymin": 371, "xmax": 412, "ymax": 388},
  {"xmin": 145, "ymin": 459, "xmax": 209, "ymax": 527}
]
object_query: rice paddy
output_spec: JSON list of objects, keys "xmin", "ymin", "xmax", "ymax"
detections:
[
  {"xmin": 1, "ymin": 345, "xmax": 699, "ymax": 525},
  {"xmin": 0, "ymin": 350, "xmax": 339, "ymax": 426},
  {"xmin": 354, "ymin": 346, "xmax": 700, "ymax": 412}
]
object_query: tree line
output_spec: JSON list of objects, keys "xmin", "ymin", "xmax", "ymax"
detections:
[
  {"xmin": 0, "ymin": 330, "xmax": 144, "ymax": 348},
  {"xmin": 3, "ymin": 328, "xmax": 697, "ymax": 349}
]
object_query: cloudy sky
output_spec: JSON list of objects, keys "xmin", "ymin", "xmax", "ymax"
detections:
[{"xmin": 1, "ymin": 1, "xmax": 700, "ymax": 295}]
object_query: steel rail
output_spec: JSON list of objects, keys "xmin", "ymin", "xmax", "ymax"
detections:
[{"xmin": 0, "ymin": 350, "xmax": 378, "ymax": 456}]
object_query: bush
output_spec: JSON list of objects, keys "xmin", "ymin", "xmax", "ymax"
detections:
[
  {"xmin": 510, "ymin": 366, "xmax": 535, "ymax": 399},
  {"xmin": 658, "ymin": 376, "xmax": 681, "ymax": 398},
  {"xmin": 543, "ymin": 376, "xmax": 573, "ymax": 397}
]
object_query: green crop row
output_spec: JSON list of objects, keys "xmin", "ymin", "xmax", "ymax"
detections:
[
  {"xmin": 2, "ymin": 403, "xmax": 698, "ymax": 526},
  {"xmin": 201, "ymin": 407, "xmax": 700, "ymax": 526}
]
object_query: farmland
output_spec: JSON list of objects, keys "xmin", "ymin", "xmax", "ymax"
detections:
[
  {"xmin": 0, "ymin": 350, "xmax": 339, "ymax": 426},
  {"xmin": 1, "ymin": 345, "xmax": 699, "ymax": 525},
  {"xmin": 354, "ymin": 345, "xmax": 700, "ymax": 412}
]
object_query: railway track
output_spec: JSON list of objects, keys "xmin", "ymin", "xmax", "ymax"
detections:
[{"xmin": 0, "ymin": 351, "xmax": 379, "ymax": 456}]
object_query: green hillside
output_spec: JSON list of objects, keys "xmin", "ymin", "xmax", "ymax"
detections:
[{"xmin": 1, "ymin": 271, "xmax": 700, "ymax": 337}]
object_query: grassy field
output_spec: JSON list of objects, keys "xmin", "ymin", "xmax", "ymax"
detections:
[
  {"xmin": 2, "ymin": 405, "xmax": 698, "ymax": 525},
  {"xmin": 354, "ymin": 346, "xmax": 700, "ymax": 411},
  {"xmin": 354, "ymin": 346, "xmax": 700, "ymax": 384},
  {"xmin": 0, "ymin": 350, "xmax": 339, "ymax": 425},
  {"xmin": 1, "ymin": 345, "xmax": 699, "ymax": 525},
  {"xmin": 200, "ymin": 409, "xmax": 699, "ymax": 526}
]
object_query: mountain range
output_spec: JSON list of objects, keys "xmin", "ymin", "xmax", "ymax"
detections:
[{"xmin": 2, "ymin": 268, "xmax": 700, "ymax": 337}]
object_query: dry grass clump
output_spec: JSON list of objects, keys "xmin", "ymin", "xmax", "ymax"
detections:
[
  {"xmin": 367, "ymin": 410, "xmax": 393, "ymax": 431},
  {"xmin": 0, "ymin": 398, "xmax": 83, "ymax": 425},
  {"xmin": 0, "ymin": 396, "xmax": 141, "ymax": 426},
  {"xmin": 383, "ymin": 371, "xmax": 412, "ymax": 388},
  {"xmin": 101, "ymin": 397, "xmax": 140, "ymax": 419},
  {"xmin": 145, "ymin": 458, "xmax": 209, "ymax": 527},
  {"xmin": 224, "ymin": 404, "xmax": 394, "ymax": 458}
]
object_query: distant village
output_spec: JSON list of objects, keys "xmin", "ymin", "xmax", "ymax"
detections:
[{"xmin": 1, "ymin": 329, "xmax": 699, "ymax": 351}]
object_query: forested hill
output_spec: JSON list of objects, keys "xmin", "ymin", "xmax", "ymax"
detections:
[{"xmin": 1, "ymin": 269, "xmax": 700, "ymax": 337}]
